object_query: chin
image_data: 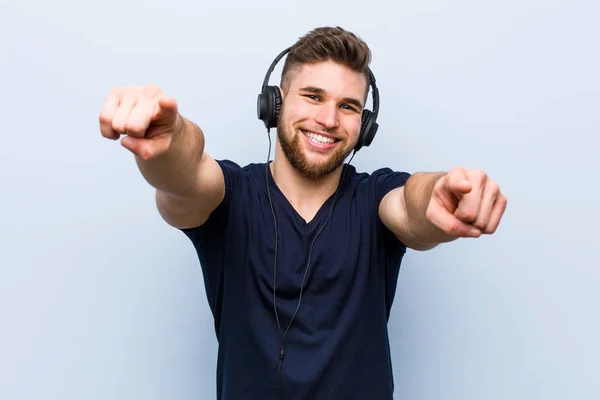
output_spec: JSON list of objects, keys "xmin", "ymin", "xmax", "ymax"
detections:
[
  {"xmin": 290, "ymin": 145, "xmax": 351, "ymax": 180},
  {"xmin": 277, "ymin": 122, "xmax": 353, "ymax": 179}
]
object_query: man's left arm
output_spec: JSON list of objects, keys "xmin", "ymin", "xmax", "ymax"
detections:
[{"xmin": 379, "ymin": 167, "xmax": 508, "ymax": 251}]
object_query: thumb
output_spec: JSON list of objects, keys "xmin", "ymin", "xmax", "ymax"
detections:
[
  {"xmin": 120, "ymin": 134, "xmax": 172, "ymax": 160},
  {"xmin": 120, "ymin": 135, "xmax": 141, "ymax": 154}
]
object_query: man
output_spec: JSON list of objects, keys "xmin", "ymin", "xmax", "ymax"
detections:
[{"xmin": 99, "ymin": 26, "xmax": 506, "ymax": 400}]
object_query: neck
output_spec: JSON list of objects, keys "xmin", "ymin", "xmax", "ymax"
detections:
[{"xmin": 270, "ymin": 142, "xmax": 345, "ymax": 222}]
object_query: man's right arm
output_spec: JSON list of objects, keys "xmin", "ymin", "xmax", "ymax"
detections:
[{"xmin": 99, "ymin": 84, "xmax": 224, "ymax": 230}]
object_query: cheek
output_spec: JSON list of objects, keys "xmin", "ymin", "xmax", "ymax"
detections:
[
  {"xmin": 279, "ymin": 105, "xmax": 296, "ymax": 131},
  {"xmin": 344, "ymin": 116, "xmax": 363, "ymax": 139},
  {"xmin": 280, "ymin": 102, "xmax": 299, "ymax": 125},
  {"xmin": 291, "ymin": 103, "xmax": 314, "ymax": 123}
]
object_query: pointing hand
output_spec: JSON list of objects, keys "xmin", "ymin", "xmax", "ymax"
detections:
[
  {"xmin": 99, "ymin": 84, "xmax": 182, "ymax": 160},
  {"xmin": 426, "ymin": 167, "xmax": 507, "ymax": 238}
]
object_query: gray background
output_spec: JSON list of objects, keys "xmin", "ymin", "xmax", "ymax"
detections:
[{"xmin": 1, "ymin": 0, "xmax": 599, "ymax": 399}]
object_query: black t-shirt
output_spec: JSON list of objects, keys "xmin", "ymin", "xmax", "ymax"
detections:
[{"xmin": 181, "ymin": 160, "xmax": 411, "ymax": 399}]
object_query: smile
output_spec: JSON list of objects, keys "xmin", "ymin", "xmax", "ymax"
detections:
[{"xmin": 301, "ymin": 130, "xmax": 338, "ymax": 145}]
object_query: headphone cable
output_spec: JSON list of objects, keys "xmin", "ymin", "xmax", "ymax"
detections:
[{"xmin": 265, "ymin": 128, "xmax": 356, "ymax": 399}]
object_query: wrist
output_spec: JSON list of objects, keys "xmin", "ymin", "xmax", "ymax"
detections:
[{"xmin": 404, "ymin": 172, "xmax": 449, "ymax": 243}]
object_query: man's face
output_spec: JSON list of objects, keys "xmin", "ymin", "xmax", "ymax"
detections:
[{"xmin": 276, "ymin": 61, "xmax": 367, "ymax": 180}]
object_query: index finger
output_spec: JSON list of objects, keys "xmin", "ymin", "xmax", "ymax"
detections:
[
  {"xmin": 151, "ymin": 95, "xmax": 179, "ymax": 126},
  {"xmin": 444, "ymin": 168, "xmax": 472, "ymax": 198},
  {"xmin": 454, "ymin": 170, "xmax": 486, "ymax": 223}
]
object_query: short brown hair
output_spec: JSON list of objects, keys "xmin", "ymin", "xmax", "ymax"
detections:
[{"xmin": 279, "ymin": 26, "xmax": 372, "ymax": 98}]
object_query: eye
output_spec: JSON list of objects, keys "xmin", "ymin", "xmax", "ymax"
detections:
[
  {"xmin": 340, "ymin": 104, "xmax": 359, "ymax": 112},
  {"xmin": 305, "ymin": 94, "xmax": 320, "ymax": 101}
]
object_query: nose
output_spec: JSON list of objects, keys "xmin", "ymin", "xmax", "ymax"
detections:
[{"xmin": 314, "ymin": 101, "xmax": 339, "ymax": 129}]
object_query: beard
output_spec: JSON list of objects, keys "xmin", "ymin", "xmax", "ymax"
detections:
[{"xmin": 277, "ymin": 115, "xmax": 354, "ymax": 180}]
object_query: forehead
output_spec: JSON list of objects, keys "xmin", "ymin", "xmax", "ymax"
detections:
[{"xmin": 288, "ymin": 61, "xmax": 368, "ymax": 99}]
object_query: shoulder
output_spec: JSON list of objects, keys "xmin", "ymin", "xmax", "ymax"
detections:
[
  {"xmin": 215, "ymin": 159, "xmax": 267, "ymax": 177},
  {"xmin": 212, "ymin": 159, "xmax": 267, "ymax": 193},
  {"xmin": 342, "ymin": 165, "xmax": 413, "ymax": 250},
  {"xmin": 179, "ymin": 159, "xmax": 265, "ymax": 240},
  {"xmin": 345, "ymin": 164, "xmax": 411, "ymax": 202}
]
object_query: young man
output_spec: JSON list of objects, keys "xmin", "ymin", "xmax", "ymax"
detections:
[{"xmin": 99, "ymin": 27, "xmax": 506, "ymax": 400}]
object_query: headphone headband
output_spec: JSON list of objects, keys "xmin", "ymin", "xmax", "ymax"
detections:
[
  {"xmin": 366, "ymin": 68, "xmax": 379, "ymax": 122},
  {"xmin": 261, "ymin": 47, "xmax": 292, "ymax": 93}
]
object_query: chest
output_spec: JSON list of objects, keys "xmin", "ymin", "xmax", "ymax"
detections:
[{"xmin": 226, "ymin": 186, "xmax": 384, "ymax": 297}]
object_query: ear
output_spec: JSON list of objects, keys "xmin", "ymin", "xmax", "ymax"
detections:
[{"xmin": 277, "ymin": 86, "xmax": 285, "ymax": 102}]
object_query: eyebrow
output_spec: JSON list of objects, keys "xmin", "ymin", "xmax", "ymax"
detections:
[{"xmin": 299, "ymin": 86, "xmax": 363, "ymax": 110}]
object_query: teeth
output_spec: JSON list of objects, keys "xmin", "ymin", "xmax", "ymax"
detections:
[{"xmin": 303, "ymin": 130, "xmax": 335, "ymax": 144}]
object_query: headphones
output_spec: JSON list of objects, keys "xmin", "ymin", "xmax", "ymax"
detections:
[{"xmin": 257, "ymin": 46, "xmax": 380, "ymax": 152}]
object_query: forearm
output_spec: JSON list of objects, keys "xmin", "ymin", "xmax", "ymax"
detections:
[
  {"xmin": 404, "ymin": 172, "xmax": 457, "ymax": 244},
  {"xmin": 135, "ymin": 116, "xmax": 205, "ymax": 198}
]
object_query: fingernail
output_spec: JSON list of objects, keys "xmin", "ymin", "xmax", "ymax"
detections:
[{"xmin": 470, "ymin": 228, "xmax": 480, "ymax": 236}]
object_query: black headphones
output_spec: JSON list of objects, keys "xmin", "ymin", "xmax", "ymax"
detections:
[{"xmin": 257, "ymin": 46, "xmax": 380, "ymax": 152}]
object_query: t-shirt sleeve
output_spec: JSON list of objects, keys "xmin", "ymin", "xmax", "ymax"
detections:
[
  {"xmin": 179, "ymin": 159, "xmax": 243, "ymax": 244},
  {"xmin": 369, "ymin": 167, "xmax": 412, "ymax": 250},
  {"xmin": 370, "ymin": 167, "xmax": 412, "ymax": 206}
]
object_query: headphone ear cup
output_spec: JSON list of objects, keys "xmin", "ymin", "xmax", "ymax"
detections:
[
  {"xmin": 363, "ymin": 116, "xmax": 378, "ymax": 147},
  {"xmin": 356, "ymin": 110, "xmax": 378, "ymax": 151},
  {"xmin": 257, "ymin": 92, "xmax": 268, "ymax": 127},
  {"xmin": 271, "ymin": 86, "xmax": 282, "ymax": 128},
  {"xmin": 257, "ymin": 86, "xmax": 282, "ymax": 129}
]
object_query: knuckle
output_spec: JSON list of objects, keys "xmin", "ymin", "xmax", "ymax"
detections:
[
  {"xmin": 457, "ymin": 209, "xmax": 477, "ymax": 222},
  {"xmin": 112, "ymin": 119, "xmax": 125, "ymax": 132},
  {"xmin": 464, "ymin": 214, "xmax": 477, "ymax": 223},
  {"xmin": 485, "ymin": 225, "xmax": 497, "ymax": 234},
  {"xmin": 139, "ymin": 147, "xmax": 153, "ymax": 160},
  {"xmin": 436, "ymin": 217, "xmax": 457, "ymax": 236},
  {"xmin": 106, "ymin": 88, "xmax": 118, "ymax": 99},
  {"xmin": 489, "ymin": 181, "xmax": 499, "ymax": 194},
  {"xmin": 474, "ymin": 169, "xmax": 487, "ymax": 184},
  {"xmin": 124, "ymin": 121, "xmax": 144, "ymax": 135},
  {"xmin": 142, "ymin": 83, "xmax": 160, "ymax": 96},
  {"xmin": 98, "ymin": 112, "xmax": 111, "ymax": 124},
  {"xmin": 449, "ymin": 167, "xmax": 463, "ymax": 177},
  {"xmin": 499, "ymin": 195, "xmax": 508, "ymax": 207},
  {"xmin": 138, "ymin": 143, "xmax": 165, "ymax": 161},
  {"xmin": 446, "ymin": 221, "xmax": 463, "ymax": 236},
  {"xmin": 472, "ymin": 219, "xmax": 487, "ymax": 230},
  {"xmin": 118, "ymin": 86, "xmax": 138, "ymax": 102}
]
